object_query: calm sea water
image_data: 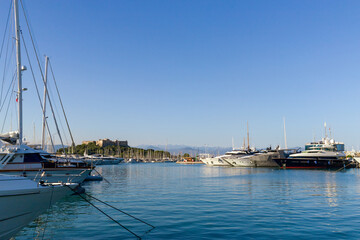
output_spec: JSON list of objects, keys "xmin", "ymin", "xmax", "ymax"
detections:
[{"xmin": 15, "ymin": 163, "xmax": 360, "ymax": 240}]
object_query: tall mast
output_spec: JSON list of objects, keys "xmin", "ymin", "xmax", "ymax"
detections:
[
  {"xmin": 14, "ymin": 0, "xmax": 23, "ymax": 145},
  {"xmin": 41, "ymin": 56, "xmax": 49, "ymax": 149},
  {"xmin": 247, "ymin": 121, "xmax": 250, "ymax": 150},
  {"xmin": 283, "ymin": 117, "xmax": 287, "ymax": 149}
]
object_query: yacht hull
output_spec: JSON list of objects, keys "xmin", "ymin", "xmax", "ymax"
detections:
[
  {"xmin": 201, "ymin": 157, "xmax": 231, "ymax": 166},
  {"xmin": 274, "ymin": 158, "xmax": 354, "ymax": 169},
  {"xmin": 224, "ymin": 152, "xmax": 280, "ymax": 167},
  {"xmin": 0, "ymin": 177, "xmax": 75, "ymax": 240}
]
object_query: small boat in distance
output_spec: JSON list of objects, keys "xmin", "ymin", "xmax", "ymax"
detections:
[
  {"xmin": 176, "ymin": 157, "xmax": 204, "ymax": 164},
  {"xmin": 83, "ymin": 153, "xmax": 123, "ymax": 165}
]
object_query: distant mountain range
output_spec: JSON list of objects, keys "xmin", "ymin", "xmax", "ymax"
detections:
[{"xmin": 136, "ymin": 144, "xmax": 233, "ymax": 156}]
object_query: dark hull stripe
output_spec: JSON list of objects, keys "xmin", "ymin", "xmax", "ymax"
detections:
[
  {"xmin": 0, "ymin": 168, "xmax": 92, "ymax": 172},
  {"xmin": 0, "ymin": 212, "xmax": 32, "ymax": 222},
  {"xmin": 0, "ymin": 191, "xmax": 40, "ymax": 198}
]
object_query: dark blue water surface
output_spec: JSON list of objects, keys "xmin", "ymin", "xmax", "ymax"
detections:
[{"xmin": 15, "ymin": 164, "xmax": 360, "ymax": 239}]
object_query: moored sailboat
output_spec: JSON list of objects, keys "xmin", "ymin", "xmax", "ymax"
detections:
[{"xmin": 0, "ymin": 0, "xmax": 93, "ymax": 183}]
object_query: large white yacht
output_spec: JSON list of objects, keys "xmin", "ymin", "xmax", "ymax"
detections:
[
  {"xmin": 223, "ymin": 149, "xmax": 283, "ymax": 167},
  {"xmin": 0, "ymin": 175, "xmax": 77, "ymax": 239},
  {"xmin": 201, "ymin": 149, "xmax": 251, "ymax": 166},
  {"xmin": 274, "ymin": 138, "xmax": 353, "ymax": 169}
]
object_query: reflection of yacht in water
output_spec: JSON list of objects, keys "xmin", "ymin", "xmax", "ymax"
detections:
[{"xmin": 274, "ymin": 138, "xmax": 354, "ymax": 169}]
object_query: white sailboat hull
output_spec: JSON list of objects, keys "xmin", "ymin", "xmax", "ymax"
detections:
[{"xmin": 0, "ymin": 176, "xmax": 75, "ymax": 240}]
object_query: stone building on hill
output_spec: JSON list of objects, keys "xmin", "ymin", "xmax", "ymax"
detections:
[{"xmin": 82, "ymin": 139, "xmax": 128, "ymax": 148}]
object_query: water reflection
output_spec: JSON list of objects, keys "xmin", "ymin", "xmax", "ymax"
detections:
[
  {"xmin": 14, "ymin": 165, "xmax": 360, "ymax": 240},
  {"xmin": 15, "ymin": 195, "xmax": 87, "ymax": 239}
]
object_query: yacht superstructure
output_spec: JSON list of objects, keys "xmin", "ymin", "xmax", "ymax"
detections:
[{"xmin": 0, "ymin": 144, "xmax": 92, "ymax": 183}]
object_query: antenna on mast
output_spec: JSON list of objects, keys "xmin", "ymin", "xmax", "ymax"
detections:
[
  {"xmin": 283, "ymin": 117, "xmax": 287, "ymax": 149},
  {"xmin": 324, "ymin": 122, "xmax": 327, "ymax": 139},
  {"xmin": 33, "ymin": 122, "xmax": 36, "ymax": 144},
  {"xmin": 232, "ymin": 137, "xmax": 234, "ymax": 150},
  {"xmin": 313, "ymin": 130, "xmax": 316, "ymax": 142},
  {"xmin": 247, "ymin": 121, "xmax": 250, "ymax": 151}
]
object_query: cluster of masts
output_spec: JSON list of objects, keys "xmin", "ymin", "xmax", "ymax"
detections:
[{"xmin": 0, "ymin": 0, "xmax": 75, "ymax": 155}]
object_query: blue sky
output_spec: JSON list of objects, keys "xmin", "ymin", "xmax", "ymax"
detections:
[{"xmin": 1, "ymin": 0, "xmax": 360, "ymax": 149}]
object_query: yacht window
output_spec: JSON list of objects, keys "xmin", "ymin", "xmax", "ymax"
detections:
[
  {"xmin": 7, "ymin": 155, "xmax": 15, "ymax": 163},
  {"xmin": 24, "ymin": 153, "xmax": 43, "ymax": 163}
]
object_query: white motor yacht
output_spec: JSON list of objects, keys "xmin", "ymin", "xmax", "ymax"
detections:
[
  {"xmin": 223, "ymin": 147, "xmax": 288, "ymax": 167},
  {"xmin": 224, "ymin": 150, "xmax": 280, "ymax": 167},
  {"xmin": 201, "ymin": 149, "xmax": 250, "ymax": 166},
  {"xmin": 83, "ymin": 154, "xmax": 123, "ymax": 165}
]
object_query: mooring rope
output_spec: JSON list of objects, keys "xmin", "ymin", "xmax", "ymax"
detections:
[
  {"xmin": 335, "ymin": 160, "xmax": 355, "ymax": 172},
  {"xmin": 48, "ymin": 59, "xmax": 76, "ymax": 151},
  {"xmin": 92, "ymin": 168, "xmax": 111, "ymax": 184},
  {"xmin": 83, "ymin": 192, "xmax": 155, "ymax": 229},
  {"xmin": 66, "ymin": 185, "xmax": 143, "ymax": 239}
]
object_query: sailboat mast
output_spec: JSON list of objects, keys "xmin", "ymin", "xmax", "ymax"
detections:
[
  {"xmin": 41, "ymin": 56, "xmax": 49, "ymax": 149},
  {"xmin": 247, "ymin": 121, "xmax": 250, "ymax": 150},
  {"xmin": 14, "ymin": 0, "xmax": 23, "ymax": 145}
]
